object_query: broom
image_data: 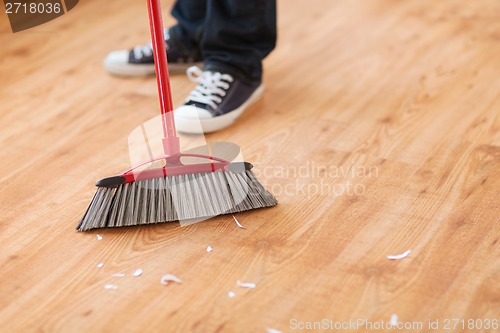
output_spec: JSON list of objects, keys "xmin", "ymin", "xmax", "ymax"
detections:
[{"xmin": 76, "ymin": 0, "xmax": 277, "ymax": 231}]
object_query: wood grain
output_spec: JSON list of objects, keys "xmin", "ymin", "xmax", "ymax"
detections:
[{"xmin": 0, "ymin": 0, "xmax": 499, "ymax": 332}]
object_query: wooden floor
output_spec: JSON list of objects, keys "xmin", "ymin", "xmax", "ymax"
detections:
[{"xmin": 1, "ymin": 0, "xmax": 499, "ymax": 332}]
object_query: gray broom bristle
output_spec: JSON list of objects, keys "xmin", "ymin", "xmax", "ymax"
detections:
[{"xmin": 77, "ymin": 170, "xmax": 277, "ymax": 231}]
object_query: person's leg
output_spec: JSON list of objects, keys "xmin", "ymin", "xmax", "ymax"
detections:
[
  {"xmin": 201, "ymin": 0, "xmax": 277, "ymax": 83},
  {"xmin": 173, "ymin": 0, "xmax": 277, "ymax": 134},
  {"xmin": 170, "ymin": 0, "xmax": 206, "ymax": 50},
  {"xmin": 104, "ymin": 0, "xmax": 206, "ymax": 77}
]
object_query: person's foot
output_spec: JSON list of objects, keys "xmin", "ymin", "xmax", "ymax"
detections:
[
  {"xmin": 174, "ymin": 66, "xmax": 264, "ymax": 134},
  {"xmin": 104, "ymin": 28, "xmax": 203, "ymax": 77}
]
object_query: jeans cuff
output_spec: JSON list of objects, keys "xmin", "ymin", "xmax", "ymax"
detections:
[
  {"xmin": 169, "ymin": 25, "xmax": 200, "ymax": 57},
  {"xmin": 204, "ymin": 62, "xmax": 261, "ymax": 85}
]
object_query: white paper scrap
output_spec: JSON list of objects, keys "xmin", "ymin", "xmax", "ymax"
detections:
[
  {"xmin": 232, "ymin": 215, "xmax": 245, "ymax": 229},
  {"xmin": 206, "ymin": 246, "xmax": 213, "ymax": 252},
  {"xmin": 237, "ymin": 280, "xmax": 256, "ymax": 289},
  {"xmin": 228, "ymin": 291, "xmax": 236, "ymax": 298},
  {"xmin": 161, "ymin": 274, "xmax": 182, "ymax": 285},
  {"xmin": 267, "ymin": 328, "xmax": 282, "ymax": 333},
  {"xmin": 104, "ymin": 284, "xmax": 118, "ymax": 290},
  {"xmin": 112, "ymin": 273, "xmax": 125, "ymax": 277},
  {"xmin": 133, "ymin": 269, "xmax": 143, "ymax": 277},
  {"xmin": 96, "ymin": 234, "xmax": 103, "ymax": 241},
  {"xmin": 390, "ymin": 314, "xmax": 398, "ymax": 326},
  {"xmin": 387, "ymin": 250, "xmax": 411, "ymax": 260},
  {"xmin": 97, "ymin": 263, "xmax": 104, "ymax": 268}
]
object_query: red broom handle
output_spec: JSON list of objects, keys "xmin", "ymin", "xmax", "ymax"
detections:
[{"xmin": 147, "ymin": 0, "xmax": 180, "ymax": 156}]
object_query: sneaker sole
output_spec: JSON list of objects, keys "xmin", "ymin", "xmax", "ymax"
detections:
[
  {"xmin": 175, "ymin": 84, "xmax": 265, "ymax": 134},
  {"xmin": 104, "ymin": 59, "xmax": 203, "ymax": 77}
]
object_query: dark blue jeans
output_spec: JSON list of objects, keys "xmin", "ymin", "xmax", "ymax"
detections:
[{"xmin": 171, "ymin": 0, "xmax": 277, "ymax": 83}]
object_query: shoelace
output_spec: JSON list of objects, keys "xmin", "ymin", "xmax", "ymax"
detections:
[
  {"xmin": 132, "ymin": 28, "xmax": 170, "ymax": 59},
  {"xmin": 185, "ymin": 66, "xmax": 234, "ymax": 109}
]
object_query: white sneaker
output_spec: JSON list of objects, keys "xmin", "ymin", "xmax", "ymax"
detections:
[{"xmin": 174, "ymin": 66, "xmax": 264, "ymax": 134}]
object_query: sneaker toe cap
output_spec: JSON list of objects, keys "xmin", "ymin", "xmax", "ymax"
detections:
[
  {"xmin": 174, "ymin": 105, "xmax": 213, "ymax": 119},
  {"xmin": 105, "ymin": 50, "xmax": 129, "ymax": 64}
]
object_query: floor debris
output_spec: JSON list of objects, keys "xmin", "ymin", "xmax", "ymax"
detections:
[
  {"xmin": 206, "ymin": 246, "xmax": 213, "ymax": 252},
  {"xmin": 96, "ymin": 234, "xmax": 103, "ymax": 241},
  {"xmin": 232, "ymin": 215, "xmax": 245, "ymax": 229},
  {"xmin": 104, "ymin": 284, "xmax": 118, "ymax": 290},
  {"xmin": 228, "ymin": 291, "xmax": 236, "ymax": 298},
  {"xmin": 133, "ymin": 269, "xmax": 143, "ymax": 277},
  {"xmin": 267, "ymin": 328, "xmax": 282, "ymax": 333},
  {"xmin": 97, "ymin": 263, "xmax": 104, "ymax": 268},
  {"xmin": 237, "ymin": 280, "xmax": 256, "ymax": 289},
  {"xmin": 387, "ymin": 250, "xmax": 411, "ymax": 260},
  {"xmin": 161, "ymin": 274, "xmax": 182, "ymax": 285},
  {"xmin": 112, "ymin": 273, "xmax": 125, "ymax": 277},
  {"xmin": 390, "ymin": 314, "xmax": 398, "ymax": 326}
]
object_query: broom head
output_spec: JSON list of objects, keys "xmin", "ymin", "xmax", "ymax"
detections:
[{"xmin": 77, "ymin": 154, "xmax": 277, "ymax": 231}]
